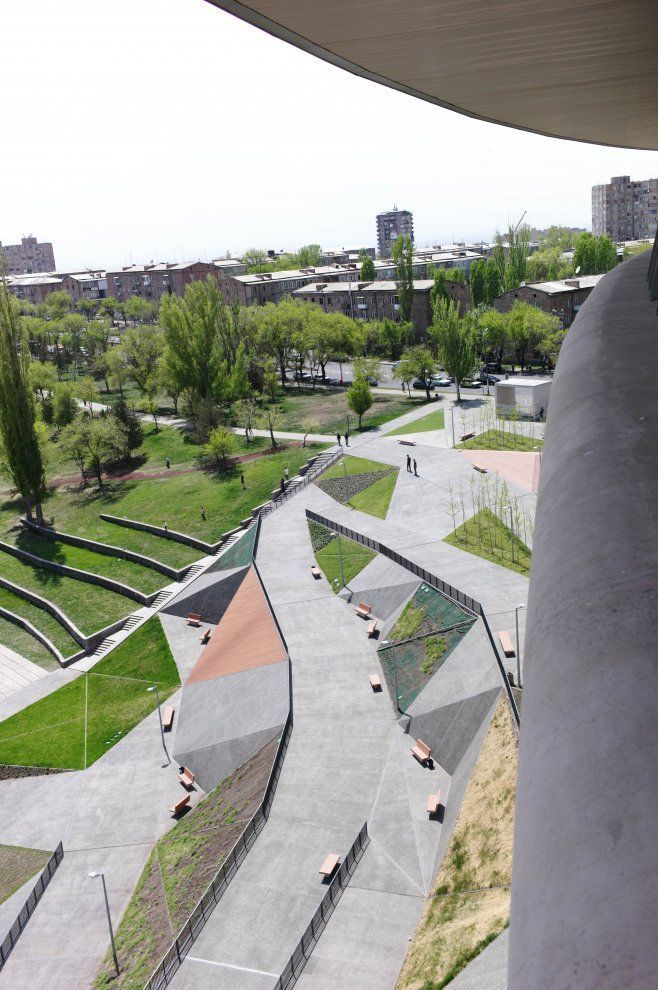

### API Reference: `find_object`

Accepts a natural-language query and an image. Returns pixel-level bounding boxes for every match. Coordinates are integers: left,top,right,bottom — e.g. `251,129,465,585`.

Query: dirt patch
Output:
397,698,518,989
0,764,70,781
317,470,392,504
0,844,52,905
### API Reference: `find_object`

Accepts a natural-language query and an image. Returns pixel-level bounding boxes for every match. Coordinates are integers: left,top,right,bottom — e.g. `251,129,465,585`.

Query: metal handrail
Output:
0,841,64,971
274,822,370,990
259,449,343,517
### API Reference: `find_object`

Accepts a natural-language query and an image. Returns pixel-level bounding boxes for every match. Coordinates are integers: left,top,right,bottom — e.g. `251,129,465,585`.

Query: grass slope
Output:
0,617,179,770
445,508,531,576
0,617,58,669
93,738,278,989
0,585,77,662
458,429,543,452
315,536,376,590
0,844,52,904
262,388,430,435
388,409,446,436
397,699,517,990
321,454,399,519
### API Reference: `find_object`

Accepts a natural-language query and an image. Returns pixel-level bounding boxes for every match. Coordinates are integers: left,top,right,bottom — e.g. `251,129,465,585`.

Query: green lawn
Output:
445,508,532,576
458,429,543,452
0,585,78,662
260,388,430,436
388,408,445,436
315,536,376,590
322,454,394,480
0,844,52,904
321,455,399,519
0,618,179,770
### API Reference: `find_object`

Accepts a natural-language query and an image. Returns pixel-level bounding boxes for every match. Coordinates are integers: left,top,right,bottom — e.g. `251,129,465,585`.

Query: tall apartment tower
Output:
0,235,56,275
376,207,414,258
592,175,658,240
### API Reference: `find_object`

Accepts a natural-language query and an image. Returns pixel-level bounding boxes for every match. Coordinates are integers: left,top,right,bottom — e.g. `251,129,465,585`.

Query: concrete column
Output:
508,253,658,989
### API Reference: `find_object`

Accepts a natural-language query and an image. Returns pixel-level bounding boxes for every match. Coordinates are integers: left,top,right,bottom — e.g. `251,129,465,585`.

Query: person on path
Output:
345,431,349,446
165,456,170,469
413,459,418,477
240,470,246,489
284,466,289,481
163,521,168,533
201,506,206,521
336,433,342,446
280,477,285,494
406,453,412,472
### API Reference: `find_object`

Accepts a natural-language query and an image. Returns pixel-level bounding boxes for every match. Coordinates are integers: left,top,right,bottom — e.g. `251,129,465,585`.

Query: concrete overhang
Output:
204,0,658,150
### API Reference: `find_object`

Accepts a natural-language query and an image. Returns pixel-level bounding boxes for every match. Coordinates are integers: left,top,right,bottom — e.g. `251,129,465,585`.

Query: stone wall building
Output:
292,279,436,336
1,235,56,275
376,207,414,257
493,275,604,327
592,175,658,240
106,261,217,302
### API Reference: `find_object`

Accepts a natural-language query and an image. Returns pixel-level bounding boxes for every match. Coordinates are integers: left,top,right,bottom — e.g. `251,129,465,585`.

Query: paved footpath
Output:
0,646,49,702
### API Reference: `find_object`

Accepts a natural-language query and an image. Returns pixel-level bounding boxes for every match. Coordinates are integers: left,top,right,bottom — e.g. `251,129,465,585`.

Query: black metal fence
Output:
259,450,343,517
0,841,64,972
274,822,370,990
305,509,520,727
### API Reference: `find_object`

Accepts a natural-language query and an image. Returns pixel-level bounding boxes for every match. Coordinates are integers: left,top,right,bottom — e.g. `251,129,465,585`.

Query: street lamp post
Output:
147,685,170,764
515,603,526,687
450,407,456,447
331,531,346,589
89,872,119,976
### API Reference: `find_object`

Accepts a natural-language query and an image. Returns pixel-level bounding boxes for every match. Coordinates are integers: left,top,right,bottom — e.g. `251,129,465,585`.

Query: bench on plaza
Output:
200,628,211,644
187,613,201,626
319,854,340,879
498,630,516,658
179,767,196,789
472,464,488,473
170,794,190,817
411,739,432,766
367,619,378,637
369,674,382,691
460,432,475,442
354,601,372,619
311,565,322,579
398,440,416,446
427,791,442,816
162,706,175,732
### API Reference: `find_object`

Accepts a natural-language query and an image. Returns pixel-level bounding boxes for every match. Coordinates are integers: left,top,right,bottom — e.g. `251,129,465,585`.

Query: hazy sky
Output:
3,0,658,271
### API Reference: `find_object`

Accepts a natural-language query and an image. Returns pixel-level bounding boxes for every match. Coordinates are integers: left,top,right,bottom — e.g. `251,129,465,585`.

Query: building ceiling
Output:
205,0,658,150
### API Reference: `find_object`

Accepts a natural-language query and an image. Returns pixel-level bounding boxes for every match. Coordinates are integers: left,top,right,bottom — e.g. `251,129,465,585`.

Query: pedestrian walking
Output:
284,466,289,481
163,521,168,533
345,431,349,446
165,456,170,469
201,506,206,521
336,433,342,446
240,470,246,489
406,454,412,472
280,477,285,494
413,459,418,477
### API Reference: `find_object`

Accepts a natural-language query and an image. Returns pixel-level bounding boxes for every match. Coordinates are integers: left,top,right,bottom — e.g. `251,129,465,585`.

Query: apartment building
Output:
376,208,414,257
292,279,435,336
224,264,362,307
319,246,376,265
1,235,55,275
493,275,604,327
7,269,108,305
592,175,658,240
106,261,217,302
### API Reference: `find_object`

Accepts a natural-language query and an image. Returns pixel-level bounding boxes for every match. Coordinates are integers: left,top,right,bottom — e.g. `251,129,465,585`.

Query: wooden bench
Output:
369,674,382,691
200,628,211,644
187,613,201,626
472,464,488,473
179,767,196,789
162,706,175,732
319,854,340,879
411,739,432,766
170,794,190,817
354,601,372,619
460,432,475,442
498,630,516,658
311,565,321,579
367,619,377,638
398,440,416,446
427,791,442,816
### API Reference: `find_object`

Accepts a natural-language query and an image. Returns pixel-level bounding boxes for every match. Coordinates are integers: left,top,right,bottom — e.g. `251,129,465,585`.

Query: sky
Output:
3,0,658,272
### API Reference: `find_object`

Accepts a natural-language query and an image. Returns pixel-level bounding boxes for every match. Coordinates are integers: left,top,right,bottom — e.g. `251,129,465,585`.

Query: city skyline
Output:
3,0,658,272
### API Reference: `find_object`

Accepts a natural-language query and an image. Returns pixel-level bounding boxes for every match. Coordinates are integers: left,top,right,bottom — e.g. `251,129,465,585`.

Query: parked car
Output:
463,380,482,389
432,376,454,387
293,371,312,382
412,380,436,391
391,361,401,371
366,376,379,386
478,372,500,385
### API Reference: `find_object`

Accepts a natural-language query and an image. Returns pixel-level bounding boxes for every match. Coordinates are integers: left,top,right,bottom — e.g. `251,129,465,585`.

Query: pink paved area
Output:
458,450,541,493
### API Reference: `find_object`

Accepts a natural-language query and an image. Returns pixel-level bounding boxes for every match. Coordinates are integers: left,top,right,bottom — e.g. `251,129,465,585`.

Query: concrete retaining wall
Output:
21,518,185,582
0,575,86,646
0,606,64,664
100,514,218,554
0,540,155,607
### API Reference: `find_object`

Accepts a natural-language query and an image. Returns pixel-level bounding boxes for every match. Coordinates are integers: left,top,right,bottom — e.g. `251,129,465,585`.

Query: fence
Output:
258,450,343,517
274,822,370,990
0,841,64,972
305,509,520,726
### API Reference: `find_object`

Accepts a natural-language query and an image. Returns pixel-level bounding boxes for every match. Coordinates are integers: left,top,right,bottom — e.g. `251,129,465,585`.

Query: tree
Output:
242,247,271,273
29,359,57,402
375,318,409,360
262,358,279,402
228,342,252,401
76,376,99,417
99,296,120,322
573,232,598,275
595,236,618,273
360,253,375,281
484,259,503,304
296,244,322,267
60,416,128,489
159,276,226,408
234,397,257,442
44,290,72,320
397,346,437,401
258,405,283,448
53,383,78,429
103,346,131,396
469,261,487,308
506,301,562,372
0,283,47,522
124,296,156,324
112,395,143,453
538,225,576,251
506,222,532,289
76,297,98,320
158,349,183,415
428,301,477,402
300,417,320,447
431,268,453,310
347,378,373,428
122,325,163,395
139,396,160,432
257,298,306,387
204,425,236,466
393,234,414,323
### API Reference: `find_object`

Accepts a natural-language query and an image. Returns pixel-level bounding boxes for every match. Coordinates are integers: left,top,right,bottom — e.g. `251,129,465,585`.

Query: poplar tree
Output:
0,278,47,522
393,234,414,323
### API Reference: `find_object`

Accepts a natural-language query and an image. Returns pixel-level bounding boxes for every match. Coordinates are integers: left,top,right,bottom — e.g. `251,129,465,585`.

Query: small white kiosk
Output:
495,377,552,419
